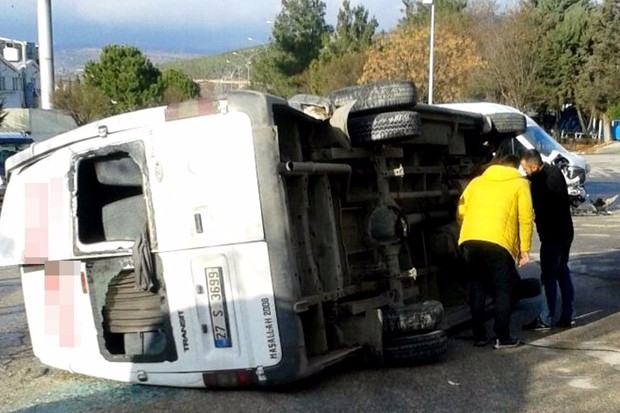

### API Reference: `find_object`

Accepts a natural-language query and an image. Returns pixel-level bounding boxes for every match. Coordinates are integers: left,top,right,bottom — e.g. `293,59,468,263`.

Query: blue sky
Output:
1,0,404,55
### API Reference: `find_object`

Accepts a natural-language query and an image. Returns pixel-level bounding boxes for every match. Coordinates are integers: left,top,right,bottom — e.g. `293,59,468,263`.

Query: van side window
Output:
77,152,146,243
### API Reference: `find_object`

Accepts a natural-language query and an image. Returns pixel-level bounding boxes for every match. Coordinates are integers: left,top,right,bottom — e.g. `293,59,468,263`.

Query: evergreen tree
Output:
534,0,593,111
252,0,331,96
399,0,468,27
83,45,163,114
322,0,378,58
577,0,620,115
161,68,201,104
271,0,332,75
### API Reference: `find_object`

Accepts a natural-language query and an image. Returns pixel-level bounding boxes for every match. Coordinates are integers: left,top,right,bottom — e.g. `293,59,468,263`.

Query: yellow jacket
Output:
457,164,534,260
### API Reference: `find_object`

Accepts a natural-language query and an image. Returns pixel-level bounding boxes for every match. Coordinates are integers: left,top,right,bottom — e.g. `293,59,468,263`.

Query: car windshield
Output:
521,125,567,156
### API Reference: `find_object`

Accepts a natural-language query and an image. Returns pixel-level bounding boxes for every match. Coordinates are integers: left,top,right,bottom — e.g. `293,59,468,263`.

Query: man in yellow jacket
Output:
457,155,534,349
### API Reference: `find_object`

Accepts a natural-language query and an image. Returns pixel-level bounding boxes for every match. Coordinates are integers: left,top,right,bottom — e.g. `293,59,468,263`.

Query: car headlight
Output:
566,166,586,185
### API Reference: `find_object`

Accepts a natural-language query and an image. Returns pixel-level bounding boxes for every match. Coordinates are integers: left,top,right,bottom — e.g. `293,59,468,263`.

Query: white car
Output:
436,102,590,206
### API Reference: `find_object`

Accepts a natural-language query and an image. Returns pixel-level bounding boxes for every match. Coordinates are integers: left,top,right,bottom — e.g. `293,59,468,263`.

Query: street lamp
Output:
422,0,435,105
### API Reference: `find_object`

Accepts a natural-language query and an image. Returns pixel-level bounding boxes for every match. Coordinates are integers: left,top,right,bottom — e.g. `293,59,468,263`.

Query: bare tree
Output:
469,5,545,110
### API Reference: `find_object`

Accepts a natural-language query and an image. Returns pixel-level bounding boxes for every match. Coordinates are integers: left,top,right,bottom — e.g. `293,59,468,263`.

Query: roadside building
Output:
0,37,40,109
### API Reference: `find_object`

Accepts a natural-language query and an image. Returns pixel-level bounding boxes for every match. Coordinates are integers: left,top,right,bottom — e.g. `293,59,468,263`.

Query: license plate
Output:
204,267,232,348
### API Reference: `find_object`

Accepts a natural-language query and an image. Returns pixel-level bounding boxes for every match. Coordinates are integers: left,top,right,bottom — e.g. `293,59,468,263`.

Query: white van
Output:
437,102,590,206
0,84,537,388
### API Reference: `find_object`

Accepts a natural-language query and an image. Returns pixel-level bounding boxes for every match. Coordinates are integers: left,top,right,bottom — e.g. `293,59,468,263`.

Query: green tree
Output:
52,78,111,125
576,0,620,127
399,0,468,27
306,51,367,95
272,0,332,73
161,68,201,104
250,46,300,97
321,0,378,58
305,0,377,95
252,0,331,96
83,45,163,114
534,0,593,112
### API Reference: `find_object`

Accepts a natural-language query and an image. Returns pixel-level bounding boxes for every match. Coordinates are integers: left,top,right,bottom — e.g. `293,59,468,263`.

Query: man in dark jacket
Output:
520,149,575,330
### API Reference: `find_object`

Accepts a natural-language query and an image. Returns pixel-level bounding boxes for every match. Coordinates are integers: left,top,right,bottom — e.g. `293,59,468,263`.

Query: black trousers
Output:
461,240,519,341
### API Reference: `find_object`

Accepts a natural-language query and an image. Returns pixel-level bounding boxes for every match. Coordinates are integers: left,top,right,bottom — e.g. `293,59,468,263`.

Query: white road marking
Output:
578,233,611,237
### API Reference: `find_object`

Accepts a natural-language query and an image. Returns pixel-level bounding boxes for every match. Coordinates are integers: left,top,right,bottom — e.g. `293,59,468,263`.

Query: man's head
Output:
520,149,544,176
497,154,521,169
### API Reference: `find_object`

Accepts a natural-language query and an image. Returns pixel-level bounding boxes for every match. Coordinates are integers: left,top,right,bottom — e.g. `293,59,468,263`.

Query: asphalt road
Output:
1,149,620,413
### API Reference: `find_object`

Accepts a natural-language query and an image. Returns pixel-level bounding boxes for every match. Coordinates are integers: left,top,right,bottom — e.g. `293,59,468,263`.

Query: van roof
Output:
434,102,538,126
435,102,522,115
5,106,167,173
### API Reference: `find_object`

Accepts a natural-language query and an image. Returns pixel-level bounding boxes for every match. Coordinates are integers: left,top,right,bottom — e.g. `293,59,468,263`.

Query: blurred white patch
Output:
568,378,597,389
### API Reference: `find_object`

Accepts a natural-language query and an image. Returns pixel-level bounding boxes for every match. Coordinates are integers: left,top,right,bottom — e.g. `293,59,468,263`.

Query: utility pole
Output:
37,0,55,109
423,0,435,105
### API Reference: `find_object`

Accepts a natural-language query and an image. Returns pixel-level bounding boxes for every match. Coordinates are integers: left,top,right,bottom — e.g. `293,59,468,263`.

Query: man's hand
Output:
518,252,530,267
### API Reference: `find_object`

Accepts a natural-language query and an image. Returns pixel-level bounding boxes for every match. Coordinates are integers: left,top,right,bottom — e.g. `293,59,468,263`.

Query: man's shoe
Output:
556,318,576,328
522,316,551,332
493,337,520,349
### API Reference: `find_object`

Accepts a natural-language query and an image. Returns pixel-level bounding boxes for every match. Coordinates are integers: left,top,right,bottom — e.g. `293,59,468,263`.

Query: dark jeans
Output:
461,240,518,341
540,237,574,323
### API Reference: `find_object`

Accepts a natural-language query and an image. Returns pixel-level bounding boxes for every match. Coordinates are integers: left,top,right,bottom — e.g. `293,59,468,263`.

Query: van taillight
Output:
202,369,253,388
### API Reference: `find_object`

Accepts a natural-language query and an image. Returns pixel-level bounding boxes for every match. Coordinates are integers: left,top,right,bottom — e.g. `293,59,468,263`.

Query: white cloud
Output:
53,0,282,29
1,0,403,52
51,0,400,31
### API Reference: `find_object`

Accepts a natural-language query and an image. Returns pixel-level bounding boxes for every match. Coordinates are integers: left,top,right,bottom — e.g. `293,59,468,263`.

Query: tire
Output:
488,113,526,134
348,111,422,144
383,330,448,366
329,80,417,114
382,300,444,336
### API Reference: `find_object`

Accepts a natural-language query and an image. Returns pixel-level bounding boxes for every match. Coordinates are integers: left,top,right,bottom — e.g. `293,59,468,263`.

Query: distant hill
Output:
159,46,263,81
54,46,260,81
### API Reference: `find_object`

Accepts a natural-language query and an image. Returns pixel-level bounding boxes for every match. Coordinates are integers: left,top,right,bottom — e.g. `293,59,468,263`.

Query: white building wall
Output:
0,56,23,108
0,37,40,109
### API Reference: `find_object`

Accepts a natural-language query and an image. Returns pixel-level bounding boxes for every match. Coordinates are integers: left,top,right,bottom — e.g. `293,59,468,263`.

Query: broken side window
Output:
76,152,146,244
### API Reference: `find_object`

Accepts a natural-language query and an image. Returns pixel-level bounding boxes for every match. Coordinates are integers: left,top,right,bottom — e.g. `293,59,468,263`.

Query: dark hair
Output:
496,154,520,169
520,149,543,166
